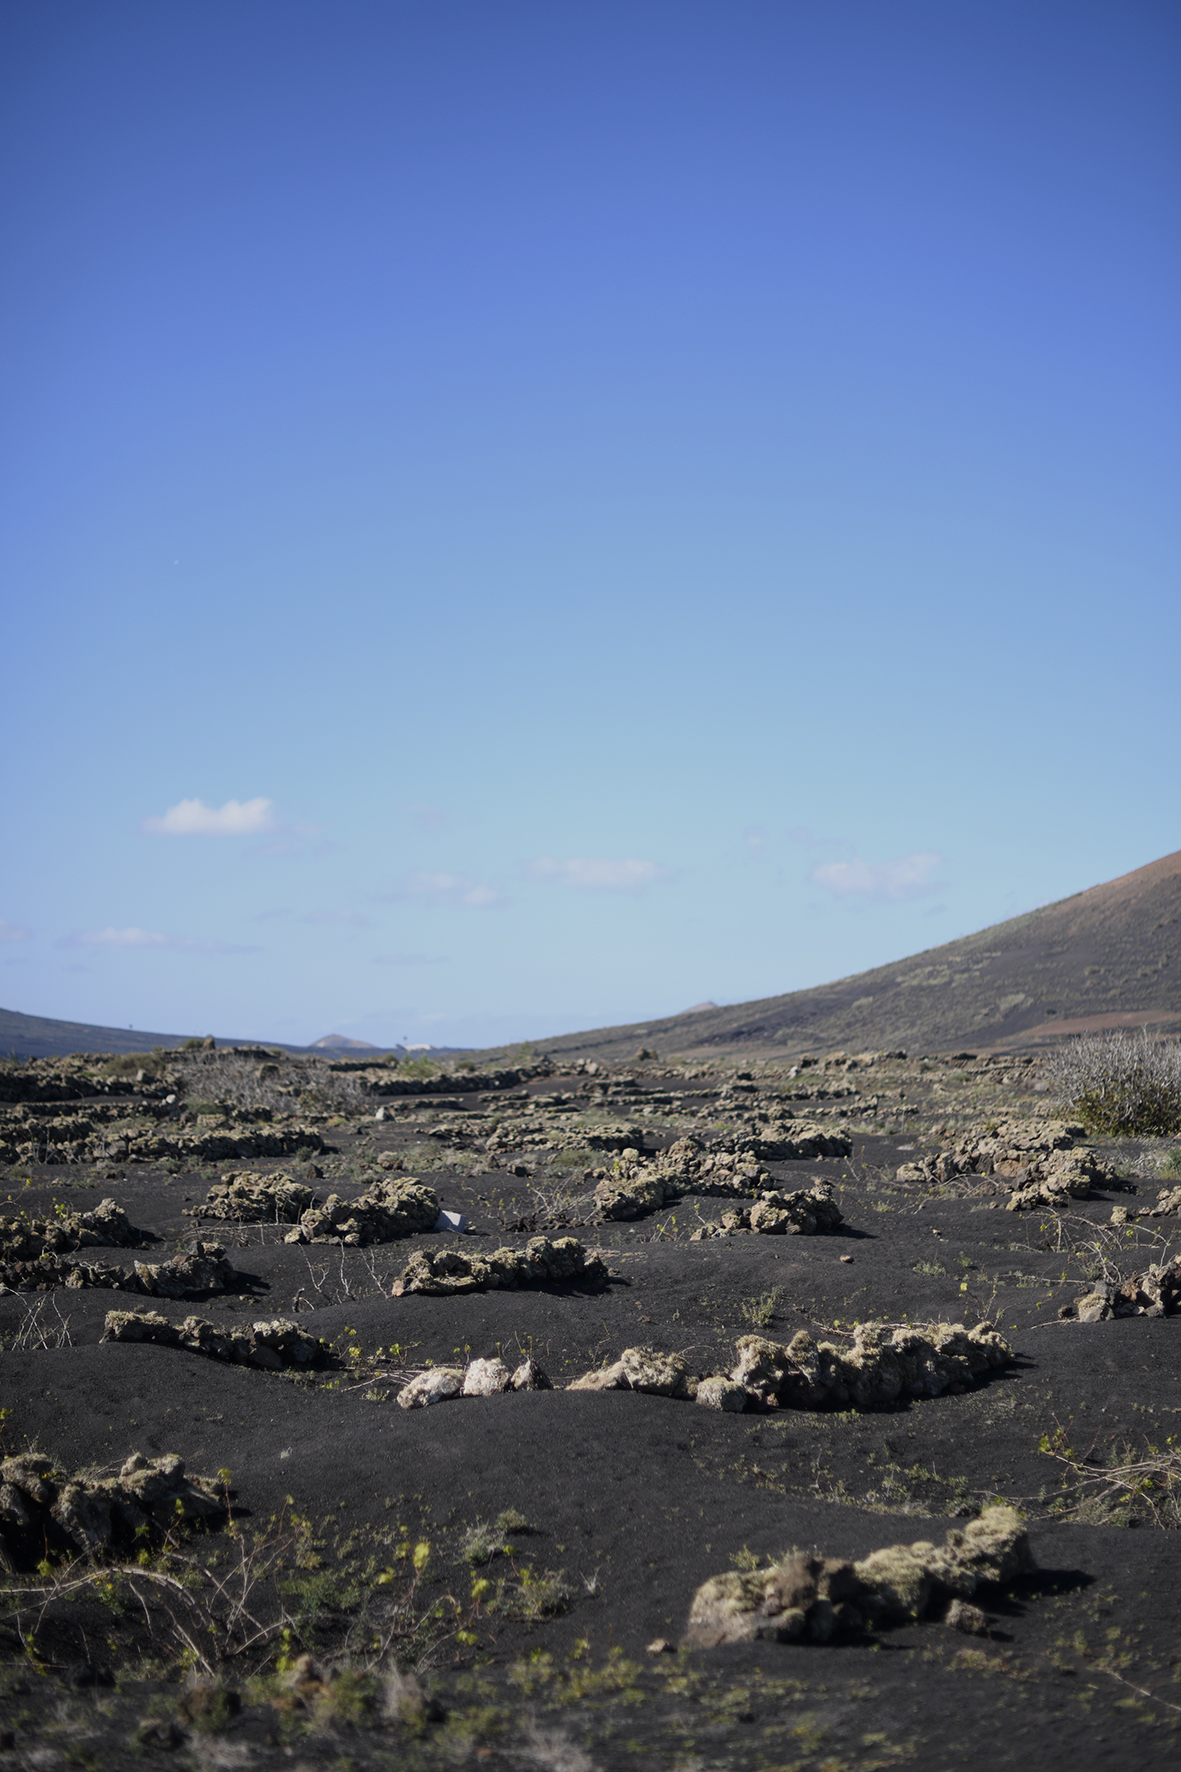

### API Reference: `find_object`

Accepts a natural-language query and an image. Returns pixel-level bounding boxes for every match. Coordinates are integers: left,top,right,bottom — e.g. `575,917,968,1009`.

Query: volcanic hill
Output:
522,848,1181,1064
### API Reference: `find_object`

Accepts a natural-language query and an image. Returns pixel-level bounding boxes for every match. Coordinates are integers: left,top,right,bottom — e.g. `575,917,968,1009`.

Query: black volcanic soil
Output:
3,1060,1181,1770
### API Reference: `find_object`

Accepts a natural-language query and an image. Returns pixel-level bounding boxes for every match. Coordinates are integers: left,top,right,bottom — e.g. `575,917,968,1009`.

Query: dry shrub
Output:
1041,1031,1181,1137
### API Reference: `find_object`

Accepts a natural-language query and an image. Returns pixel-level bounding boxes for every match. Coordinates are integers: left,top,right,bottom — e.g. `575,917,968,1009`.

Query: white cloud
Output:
0,919,32,943
405,872,501,908
143,797,276,836
809,852,943,903
528,857,670,891
63,927,259,954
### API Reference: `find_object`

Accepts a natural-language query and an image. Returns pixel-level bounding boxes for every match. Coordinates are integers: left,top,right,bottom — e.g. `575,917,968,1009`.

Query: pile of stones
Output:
101,1308,329,1368
0,1104,326,1167
0,1197,143,1260
1059,1255,1181,1321
688,1184,843,1238
896,1118,1117,1209
394,1320,1012,1413
188,1170,317,1223
284,1178,441,1246
0,1450,224,1569
392,1235,608,1296
686,1505,1032,1645
593,1134,850,1222
1122,1184,1181,1219
397,1355,553,1408
0,1236,236,1299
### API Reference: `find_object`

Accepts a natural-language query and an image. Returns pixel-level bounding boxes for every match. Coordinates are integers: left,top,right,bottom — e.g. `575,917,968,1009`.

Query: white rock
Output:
396,1368,463,1409
462,1358,512,1396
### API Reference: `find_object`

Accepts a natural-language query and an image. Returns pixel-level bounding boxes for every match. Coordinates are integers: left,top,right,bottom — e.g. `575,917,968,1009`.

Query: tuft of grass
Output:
461,1509,530,1566
740,1287,784,1329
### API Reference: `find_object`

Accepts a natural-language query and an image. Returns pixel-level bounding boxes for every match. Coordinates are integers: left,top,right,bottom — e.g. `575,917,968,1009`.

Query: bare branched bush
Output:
3,1295,73,1350
500,1176,597,1234
1037,1209,1177,1285
1041,1031,1181,1137
1041,1422,1181,1528
174,1051,367,1118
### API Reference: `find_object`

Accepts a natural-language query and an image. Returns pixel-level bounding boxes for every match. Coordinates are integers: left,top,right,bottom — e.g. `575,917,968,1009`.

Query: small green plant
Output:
1159,1146,1181,1180
494,1562,570,1622
740,1287,784,1328
914,1261,947,1277
461,1509,530,1566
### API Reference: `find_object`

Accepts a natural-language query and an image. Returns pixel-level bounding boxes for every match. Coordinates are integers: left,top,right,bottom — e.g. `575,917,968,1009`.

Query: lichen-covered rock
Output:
511,1357,552,1391
727,1123,854,1162
1059,1255,1181,1321
396,1368,463,1409
190,1171,316,1223
392,1236,607,1296
594,1166,670,1220
568,1345,695,1399
284,1178,439,1246
101,1308,328,1368
132,1241,235,1299
463,1358,512,1396
695,1375,748,1412
0,1102,326,1168
692,1184,843,1239
0,1238,239,1299
582,1122,649,1153
1005,1149,1115,1211
0,1198,143,1264
1138,1184,1181,1218
730,1319,1012,1412
0,1449,224,1570
686,1506,1032,1647
896,1119,1116,1209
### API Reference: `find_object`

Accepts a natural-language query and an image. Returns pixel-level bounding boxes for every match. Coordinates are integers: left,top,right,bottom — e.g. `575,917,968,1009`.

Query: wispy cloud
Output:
0,919,32,943
373,952,447,966
528,858,670,891
403,872,501,908
61,927,260,954
407,802,446,832
143,797,276,837
303,910,374,927
809,852,943,903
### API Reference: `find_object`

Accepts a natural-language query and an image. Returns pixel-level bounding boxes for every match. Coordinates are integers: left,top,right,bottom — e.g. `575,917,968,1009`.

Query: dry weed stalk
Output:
1040,1421,1181,1529
5,1294,74,1350
1037,1210,1177,1287
1,1499,463,1679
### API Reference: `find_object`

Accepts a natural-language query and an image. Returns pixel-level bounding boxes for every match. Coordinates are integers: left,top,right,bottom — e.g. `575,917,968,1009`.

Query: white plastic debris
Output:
434,1209,466,1233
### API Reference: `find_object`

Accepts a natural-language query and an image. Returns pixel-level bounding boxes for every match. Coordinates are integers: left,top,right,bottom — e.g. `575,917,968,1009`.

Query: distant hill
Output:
0,1009,468,1062
521,849,1181,1063
0,1009,315,1061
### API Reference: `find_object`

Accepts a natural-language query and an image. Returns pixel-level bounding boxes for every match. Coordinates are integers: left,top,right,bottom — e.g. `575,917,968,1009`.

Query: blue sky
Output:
2,1,1178,1049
